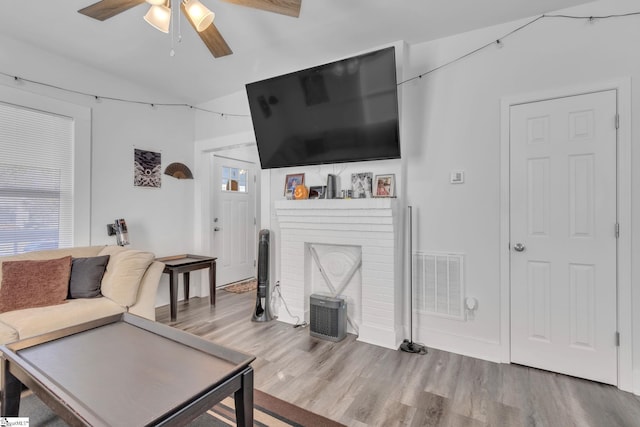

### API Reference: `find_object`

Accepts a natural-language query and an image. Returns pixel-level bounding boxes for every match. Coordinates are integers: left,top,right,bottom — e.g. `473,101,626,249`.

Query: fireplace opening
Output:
305,243,362,335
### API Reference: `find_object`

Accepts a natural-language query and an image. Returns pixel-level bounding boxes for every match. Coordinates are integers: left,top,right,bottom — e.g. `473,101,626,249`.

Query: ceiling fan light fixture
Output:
183,0,214,32
144,4,171,33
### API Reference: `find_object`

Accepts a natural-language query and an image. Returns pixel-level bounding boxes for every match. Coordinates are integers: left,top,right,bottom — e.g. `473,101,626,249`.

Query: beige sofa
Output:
0,245,163,345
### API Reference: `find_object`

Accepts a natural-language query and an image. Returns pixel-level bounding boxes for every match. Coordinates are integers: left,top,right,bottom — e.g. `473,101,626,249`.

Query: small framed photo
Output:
351,172,373,198
309,185,326,199
284,173,305,196
374,174,395,197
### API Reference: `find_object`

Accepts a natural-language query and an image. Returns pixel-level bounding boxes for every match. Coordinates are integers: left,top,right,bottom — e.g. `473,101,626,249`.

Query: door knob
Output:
214,227,221,232
513,243,526,252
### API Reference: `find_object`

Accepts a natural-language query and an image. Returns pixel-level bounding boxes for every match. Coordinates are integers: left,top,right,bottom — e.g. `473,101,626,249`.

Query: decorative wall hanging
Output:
164,162,193,179
134,148,161,188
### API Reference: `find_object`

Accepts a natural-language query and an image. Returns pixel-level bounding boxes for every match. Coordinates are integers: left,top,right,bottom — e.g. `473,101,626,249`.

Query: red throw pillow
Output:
0,256,72,313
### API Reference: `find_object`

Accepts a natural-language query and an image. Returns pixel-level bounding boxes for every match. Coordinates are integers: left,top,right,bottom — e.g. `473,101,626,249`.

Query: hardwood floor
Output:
156,292,640,427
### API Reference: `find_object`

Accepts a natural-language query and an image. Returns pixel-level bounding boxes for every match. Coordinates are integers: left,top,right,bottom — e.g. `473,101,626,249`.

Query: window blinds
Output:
0,102,74,256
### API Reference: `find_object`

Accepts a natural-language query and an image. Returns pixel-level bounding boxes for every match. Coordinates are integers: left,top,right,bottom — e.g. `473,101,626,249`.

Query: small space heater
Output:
309,294,347,342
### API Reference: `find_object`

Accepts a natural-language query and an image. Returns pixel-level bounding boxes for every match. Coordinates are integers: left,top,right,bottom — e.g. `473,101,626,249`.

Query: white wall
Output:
403,0,640,392
194,0,640,394
0,34,196,307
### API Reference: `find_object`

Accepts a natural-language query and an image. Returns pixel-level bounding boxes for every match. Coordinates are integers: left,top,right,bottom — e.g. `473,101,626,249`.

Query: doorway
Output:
211,154,257,286
508,90,618,385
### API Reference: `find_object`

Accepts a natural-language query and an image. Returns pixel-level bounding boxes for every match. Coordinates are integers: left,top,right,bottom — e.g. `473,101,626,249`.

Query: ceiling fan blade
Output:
196,23,233,58
78,0,146,21
181,3,233,58
221,0,301,18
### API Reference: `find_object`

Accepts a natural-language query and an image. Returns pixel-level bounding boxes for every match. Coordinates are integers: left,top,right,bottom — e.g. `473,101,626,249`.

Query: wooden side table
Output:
156,254,217,322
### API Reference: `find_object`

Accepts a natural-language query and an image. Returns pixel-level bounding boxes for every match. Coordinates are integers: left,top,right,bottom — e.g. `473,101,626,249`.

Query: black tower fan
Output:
252,229,274,322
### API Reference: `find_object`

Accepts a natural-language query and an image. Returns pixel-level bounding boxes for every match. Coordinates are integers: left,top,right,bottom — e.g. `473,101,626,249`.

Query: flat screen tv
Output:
246,47,400,169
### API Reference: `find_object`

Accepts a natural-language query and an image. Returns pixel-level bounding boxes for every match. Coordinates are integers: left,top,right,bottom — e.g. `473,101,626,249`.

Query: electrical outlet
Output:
465,297,478,310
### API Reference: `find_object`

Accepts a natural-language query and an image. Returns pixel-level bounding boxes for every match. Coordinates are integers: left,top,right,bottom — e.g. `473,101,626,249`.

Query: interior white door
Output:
509,90,618,385
212,155,256,286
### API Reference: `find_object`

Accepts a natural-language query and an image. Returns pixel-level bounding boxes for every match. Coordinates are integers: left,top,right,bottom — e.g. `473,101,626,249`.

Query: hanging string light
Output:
398,12,639,85
1,11,639,116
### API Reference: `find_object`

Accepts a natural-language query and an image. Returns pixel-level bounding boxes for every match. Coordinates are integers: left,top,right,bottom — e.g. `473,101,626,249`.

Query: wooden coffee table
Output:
1,313,255,426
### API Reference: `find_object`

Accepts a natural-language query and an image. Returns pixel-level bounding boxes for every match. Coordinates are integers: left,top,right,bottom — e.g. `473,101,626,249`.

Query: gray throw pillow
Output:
68,255,110,299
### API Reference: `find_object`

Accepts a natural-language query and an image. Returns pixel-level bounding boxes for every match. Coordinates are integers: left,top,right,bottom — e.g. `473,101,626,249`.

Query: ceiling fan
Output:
78,0,302,58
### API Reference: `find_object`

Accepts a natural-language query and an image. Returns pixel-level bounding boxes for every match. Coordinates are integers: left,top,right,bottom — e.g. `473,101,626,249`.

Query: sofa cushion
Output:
0,298,126,343
0,256,72,314
0,319,18,344
99,247,154,307
69,255,110,299
0,247,104,291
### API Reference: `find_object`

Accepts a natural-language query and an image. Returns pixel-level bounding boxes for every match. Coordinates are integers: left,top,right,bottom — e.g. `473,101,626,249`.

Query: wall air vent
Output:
413,252,465,320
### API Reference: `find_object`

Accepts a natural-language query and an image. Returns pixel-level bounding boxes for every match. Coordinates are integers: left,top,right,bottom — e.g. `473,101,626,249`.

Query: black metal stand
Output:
400,339,427,354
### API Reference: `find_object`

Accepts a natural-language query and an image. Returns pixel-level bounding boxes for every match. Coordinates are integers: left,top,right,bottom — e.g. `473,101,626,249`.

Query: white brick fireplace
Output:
274,199,403,349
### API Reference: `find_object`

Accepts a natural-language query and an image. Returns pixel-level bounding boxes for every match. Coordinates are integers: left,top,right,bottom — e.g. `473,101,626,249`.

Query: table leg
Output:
184,272,190,301
234,367,254,427
169,270,178,322
209,261,216,306
1,360,21,417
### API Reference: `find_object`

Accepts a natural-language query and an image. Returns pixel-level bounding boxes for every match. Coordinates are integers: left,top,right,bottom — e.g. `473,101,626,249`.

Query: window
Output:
0,102,74,256
220,166,248,193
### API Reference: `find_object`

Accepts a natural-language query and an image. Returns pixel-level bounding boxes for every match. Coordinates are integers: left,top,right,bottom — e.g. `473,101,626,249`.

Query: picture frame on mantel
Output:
309,185,326,199
351,172,373,198
284,173,305,197
374,174,395,197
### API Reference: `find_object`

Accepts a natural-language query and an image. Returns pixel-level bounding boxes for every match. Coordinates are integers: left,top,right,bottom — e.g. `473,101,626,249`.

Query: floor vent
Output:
413,252,464,320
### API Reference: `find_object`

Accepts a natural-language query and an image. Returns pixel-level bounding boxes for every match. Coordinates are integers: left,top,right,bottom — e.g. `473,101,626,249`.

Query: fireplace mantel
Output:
275,198,403,349
275,198,397,224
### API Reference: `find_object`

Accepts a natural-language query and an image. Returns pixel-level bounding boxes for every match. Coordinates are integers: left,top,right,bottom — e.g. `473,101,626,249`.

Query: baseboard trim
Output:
358,323,400,350
416,328,503,363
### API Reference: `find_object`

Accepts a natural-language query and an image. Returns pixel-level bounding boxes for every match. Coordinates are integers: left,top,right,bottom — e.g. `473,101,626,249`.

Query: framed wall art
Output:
134,148,161,188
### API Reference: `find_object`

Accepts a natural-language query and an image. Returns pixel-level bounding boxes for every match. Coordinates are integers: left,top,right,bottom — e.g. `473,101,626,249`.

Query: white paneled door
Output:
212,155,256,286
509,90,618,385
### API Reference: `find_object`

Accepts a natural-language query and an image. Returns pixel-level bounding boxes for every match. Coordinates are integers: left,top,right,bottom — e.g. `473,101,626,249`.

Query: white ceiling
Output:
0,0,595,105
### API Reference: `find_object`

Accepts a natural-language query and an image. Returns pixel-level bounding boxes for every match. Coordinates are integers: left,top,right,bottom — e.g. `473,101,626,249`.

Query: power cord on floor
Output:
273,281,308,328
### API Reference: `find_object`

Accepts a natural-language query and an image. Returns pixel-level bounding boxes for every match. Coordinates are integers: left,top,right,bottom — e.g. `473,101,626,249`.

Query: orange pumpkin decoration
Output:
294,184,309,200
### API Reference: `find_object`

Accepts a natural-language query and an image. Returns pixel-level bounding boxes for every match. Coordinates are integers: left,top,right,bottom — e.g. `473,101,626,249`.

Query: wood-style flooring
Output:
156,291,640,427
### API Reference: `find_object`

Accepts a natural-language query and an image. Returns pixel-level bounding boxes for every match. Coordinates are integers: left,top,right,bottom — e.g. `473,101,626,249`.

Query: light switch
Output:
450,170,465,184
